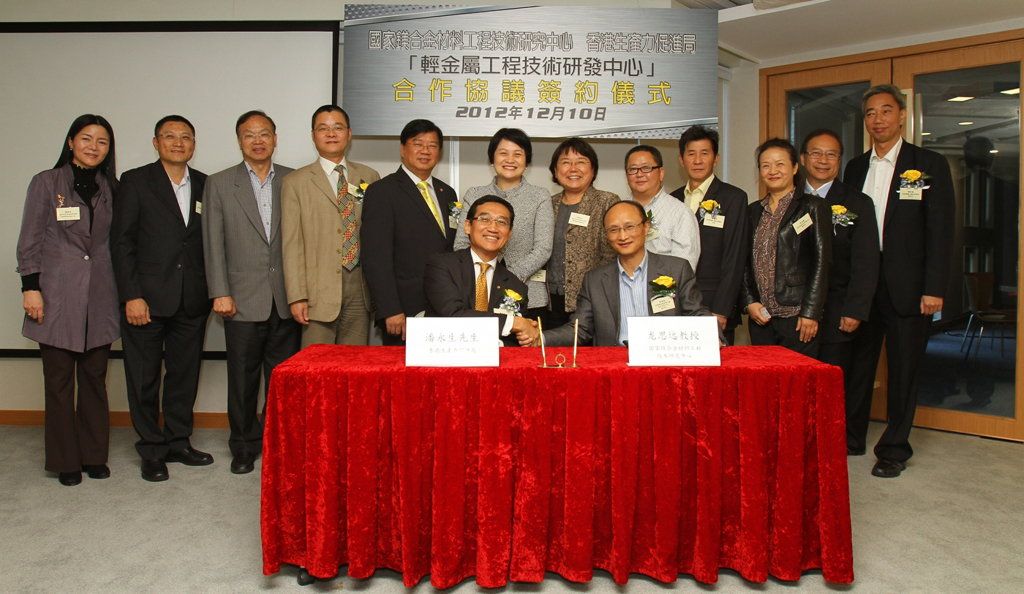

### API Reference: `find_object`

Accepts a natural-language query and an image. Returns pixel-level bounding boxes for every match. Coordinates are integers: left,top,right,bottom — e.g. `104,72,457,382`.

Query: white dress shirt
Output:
862,137,902,249
169,168,192,225
319,155,347,192
402,164,444,217
805,179,834,198
633,188,701,272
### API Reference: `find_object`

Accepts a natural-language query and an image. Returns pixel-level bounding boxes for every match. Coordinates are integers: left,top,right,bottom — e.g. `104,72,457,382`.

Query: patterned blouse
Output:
752,191,800,318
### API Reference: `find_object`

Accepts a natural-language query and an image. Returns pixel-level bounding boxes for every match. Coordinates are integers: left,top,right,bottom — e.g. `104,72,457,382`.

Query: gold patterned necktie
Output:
335,164,359,270
416,180,445,233
474,262,490,312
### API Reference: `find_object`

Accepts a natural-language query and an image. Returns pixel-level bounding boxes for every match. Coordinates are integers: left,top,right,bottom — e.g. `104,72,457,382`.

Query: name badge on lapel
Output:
899,187,923,201
568,212,590,227
449,215,459,229
651,294,675,314
792,213,813,234
703,214,725,228
194,201,203,215
56,207,81,221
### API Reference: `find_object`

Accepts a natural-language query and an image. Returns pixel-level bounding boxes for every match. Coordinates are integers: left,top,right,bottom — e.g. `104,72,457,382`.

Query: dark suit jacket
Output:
546,251,711,347
843,141,955,316
111,160,211,318
742,192,831,320
424,248,530,346
361,167,457,321
670,177,749,325
819,180,880,343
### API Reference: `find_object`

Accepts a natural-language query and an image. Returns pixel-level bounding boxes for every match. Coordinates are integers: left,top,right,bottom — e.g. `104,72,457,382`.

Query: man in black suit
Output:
843,85,955,478
669,126,748,344
361,119,457,345
424,195,538,346
544,201,712,347
111,115,213,482
800,129,880,449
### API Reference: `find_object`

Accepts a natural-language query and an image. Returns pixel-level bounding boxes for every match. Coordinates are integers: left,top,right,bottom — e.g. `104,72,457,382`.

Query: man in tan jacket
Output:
282,105,380,346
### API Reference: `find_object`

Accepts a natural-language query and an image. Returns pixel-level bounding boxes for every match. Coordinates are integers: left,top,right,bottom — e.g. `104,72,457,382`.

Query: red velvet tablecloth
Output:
261,345,853,587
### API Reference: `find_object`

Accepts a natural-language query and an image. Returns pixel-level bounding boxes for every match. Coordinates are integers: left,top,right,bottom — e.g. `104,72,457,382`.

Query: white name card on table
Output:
405,317,500,367
627,316,721,367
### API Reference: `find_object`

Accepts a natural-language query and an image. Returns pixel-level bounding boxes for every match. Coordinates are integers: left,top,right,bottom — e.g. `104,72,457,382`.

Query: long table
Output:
261,345,853,587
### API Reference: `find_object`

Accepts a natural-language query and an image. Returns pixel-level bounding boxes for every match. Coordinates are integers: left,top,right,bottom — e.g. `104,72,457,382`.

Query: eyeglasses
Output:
472,215,511,229
314,124,348,134
411,141,440,151
626,165,662,176
806,150,840,161
605,222,645,236
241,131,274,142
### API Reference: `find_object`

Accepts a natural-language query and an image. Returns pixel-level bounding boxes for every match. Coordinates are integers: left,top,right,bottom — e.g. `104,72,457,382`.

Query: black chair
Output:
961,272,1016,359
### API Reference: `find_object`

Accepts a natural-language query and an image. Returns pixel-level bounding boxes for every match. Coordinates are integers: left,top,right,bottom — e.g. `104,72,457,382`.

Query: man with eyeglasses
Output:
111,115,211,481
281,104,380,347
843,84,955,478
424,195,537,346
800,129,879,455
202,110,300,474
623,146,700,274
362,119,458,345
543,201,710,347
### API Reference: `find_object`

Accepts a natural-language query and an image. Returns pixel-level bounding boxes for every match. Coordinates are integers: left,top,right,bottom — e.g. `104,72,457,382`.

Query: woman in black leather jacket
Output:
742,138,831,356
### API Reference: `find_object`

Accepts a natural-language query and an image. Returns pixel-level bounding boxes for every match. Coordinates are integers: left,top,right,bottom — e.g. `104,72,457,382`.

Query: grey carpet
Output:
0,423,1021,593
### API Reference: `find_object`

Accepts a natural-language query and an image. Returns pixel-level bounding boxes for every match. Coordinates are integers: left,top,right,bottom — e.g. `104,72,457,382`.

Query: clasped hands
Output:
511,316,540,346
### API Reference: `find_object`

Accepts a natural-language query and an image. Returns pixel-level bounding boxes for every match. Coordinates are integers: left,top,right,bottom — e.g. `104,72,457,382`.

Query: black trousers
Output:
39,344,111,473
747,315,821,358
224,306,300,457
845,278,931,462
121,306,208,460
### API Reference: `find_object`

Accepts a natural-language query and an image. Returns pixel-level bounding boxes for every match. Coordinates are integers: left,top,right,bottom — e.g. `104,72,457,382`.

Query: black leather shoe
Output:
230,454,255,475
58,471,82,486
847,446,866,456
166,447,214,466
141,459,169,482
83,464,110,479
871,458,906,478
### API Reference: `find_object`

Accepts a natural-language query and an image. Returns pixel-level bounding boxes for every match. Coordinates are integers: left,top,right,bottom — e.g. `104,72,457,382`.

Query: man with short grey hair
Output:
843,84,954,478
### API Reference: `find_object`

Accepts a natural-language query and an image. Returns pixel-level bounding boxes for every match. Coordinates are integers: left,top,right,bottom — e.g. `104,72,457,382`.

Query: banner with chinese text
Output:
342,5,718,138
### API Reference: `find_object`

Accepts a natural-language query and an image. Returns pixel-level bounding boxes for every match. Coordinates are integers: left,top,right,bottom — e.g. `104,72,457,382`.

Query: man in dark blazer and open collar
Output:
544,201,713,347
424,195,538,347
202,110,299,475
361,119,457,345
111,115,212,482
800,128,880,445
843,85,955,478
669,125,749,345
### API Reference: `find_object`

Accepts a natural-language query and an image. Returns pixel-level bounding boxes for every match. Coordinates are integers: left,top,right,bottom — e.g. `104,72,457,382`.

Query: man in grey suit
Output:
544,201,713,347
203,110,300,474
282,105,381,346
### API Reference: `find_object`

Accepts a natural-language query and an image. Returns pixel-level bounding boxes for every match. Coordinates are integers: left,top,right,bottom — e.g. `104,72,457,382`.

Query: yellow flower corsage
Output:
900,169,922,183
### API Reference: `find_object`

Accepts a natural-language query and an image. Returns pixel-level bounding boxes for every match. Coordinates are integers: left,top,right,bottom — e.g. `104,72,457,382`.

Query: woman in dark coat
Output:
742,138,831,356
16,114,121,486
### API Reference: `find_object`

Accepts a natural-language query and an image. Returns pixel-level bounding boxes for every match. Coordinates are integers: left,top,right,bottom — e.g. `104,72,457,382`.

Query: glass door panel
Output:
895,41,1023,440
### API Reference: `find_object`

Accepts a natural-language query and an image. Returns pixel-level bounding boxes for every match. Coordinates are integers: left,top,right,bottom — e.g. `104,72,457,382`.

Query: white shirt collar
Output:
806,179,834,197
402,164,433,188
872,136,903,164
319,155,347,177
685,174,715,197
469,247,498,269
168,167,190,189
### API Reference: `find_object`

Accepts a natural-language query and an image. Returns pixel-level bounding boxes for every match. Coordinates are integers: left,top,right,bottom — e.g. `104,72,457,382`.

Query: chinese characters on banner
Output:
342,6,718,137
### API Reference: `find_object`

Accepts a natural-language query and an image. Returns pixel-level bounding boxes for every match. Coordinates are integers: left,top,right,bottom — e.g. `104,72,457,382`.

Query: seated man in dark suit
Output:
544,201,713,347
424,195,538,346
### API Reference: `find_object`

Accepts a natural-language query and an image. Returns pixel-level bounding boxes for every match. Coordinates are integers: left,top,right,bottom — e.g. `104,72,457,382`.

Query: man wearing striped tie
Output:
281,105,381,347
362,119,459,345
423,195,537,347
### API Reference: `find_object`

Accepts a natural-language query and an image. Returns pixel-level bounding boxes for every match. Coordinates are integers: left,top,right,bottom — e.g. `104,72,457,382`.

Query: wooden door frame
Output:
759,29,1024,442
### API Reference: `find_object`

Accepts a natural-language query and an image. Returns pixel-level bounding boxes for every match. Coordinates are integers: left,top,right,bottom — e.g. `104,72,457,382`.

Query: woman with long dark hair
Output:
16,114,121,486
742,138,831,356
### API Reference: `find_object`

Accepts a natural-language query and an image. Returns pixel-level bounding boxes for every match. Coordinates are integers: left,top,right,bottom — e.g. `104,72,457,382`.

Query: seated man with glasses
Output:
543,201,712,347
623,145,700,272
424,195,538,346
